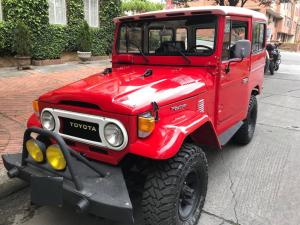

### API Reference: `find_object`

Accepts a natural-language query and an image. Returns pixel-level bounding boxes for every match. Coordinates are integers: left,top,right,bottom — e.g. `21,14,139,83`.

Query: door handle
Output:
242,77,249,84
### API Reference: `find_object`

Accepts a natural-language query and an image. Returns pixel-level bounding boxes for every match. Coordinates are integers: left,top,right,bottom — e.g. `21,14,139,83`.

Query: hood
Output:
39,65,208,115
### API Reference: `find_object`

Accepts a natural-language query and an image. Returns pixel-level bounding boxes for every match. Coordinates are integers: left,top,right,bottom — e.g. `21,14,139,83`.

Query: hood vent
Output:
59,101,100,110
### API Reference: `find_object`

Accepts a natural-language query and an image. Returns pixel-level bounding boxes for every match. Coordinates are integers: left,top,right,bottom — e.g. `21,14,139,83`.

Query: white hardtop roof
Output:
114,6,267,23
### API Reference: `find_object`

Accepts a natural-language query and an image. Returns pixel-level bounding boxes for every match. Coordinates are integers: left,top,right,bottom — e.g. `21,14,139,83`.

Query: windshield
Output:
117,15,217,57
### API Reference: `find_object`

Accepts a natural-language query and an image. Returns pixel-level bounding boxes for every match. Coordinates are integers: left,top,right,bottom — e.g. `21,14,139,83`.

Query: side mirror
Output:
234,40,251,59
225,40,251,74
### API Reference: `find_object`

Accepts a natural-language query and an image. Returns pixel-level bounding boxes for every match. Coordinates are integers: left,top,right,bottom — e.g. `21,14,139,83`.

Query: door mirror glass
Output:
234,40,251,59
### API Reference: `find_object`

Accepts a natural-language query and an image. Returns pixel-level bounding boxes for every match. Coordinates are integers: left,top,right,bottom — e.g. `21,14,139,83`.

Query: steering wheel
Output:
191,45,213,51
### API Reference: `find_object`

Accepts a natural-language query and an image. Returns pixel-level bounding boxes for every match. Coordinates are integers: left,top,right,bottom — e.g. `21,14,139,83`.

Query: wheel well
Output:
188,122,220,150
251,86,260,96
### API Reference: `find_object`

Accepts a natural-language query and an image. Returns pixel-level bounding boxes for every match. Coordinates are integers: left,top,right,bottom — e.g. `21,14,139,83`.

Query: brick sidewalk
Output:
0,61,108,163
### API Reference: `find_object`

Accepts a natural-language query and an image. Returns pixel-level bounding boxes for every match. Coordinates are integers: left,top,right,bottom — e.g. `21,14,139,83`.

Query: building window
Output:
48,0,67,25
0,0,3,21
84,0,99,27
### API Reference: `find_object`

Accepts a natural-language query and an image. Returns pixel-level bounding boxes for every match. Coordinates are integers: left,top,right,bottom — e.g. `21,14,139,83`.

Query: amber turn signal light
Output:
32,100,39,116
138,113,155,138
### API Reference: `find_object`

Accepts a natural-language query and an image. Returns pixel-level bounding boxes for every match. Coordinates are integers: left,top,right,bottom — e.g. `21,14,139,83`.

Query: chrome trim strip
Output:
41,108,128,151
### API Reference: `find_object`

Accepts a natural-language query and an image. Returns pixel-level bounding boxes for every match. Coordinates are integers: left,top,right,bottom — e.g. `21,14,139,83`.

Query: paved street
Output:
0,52,300,225
0,61,110,159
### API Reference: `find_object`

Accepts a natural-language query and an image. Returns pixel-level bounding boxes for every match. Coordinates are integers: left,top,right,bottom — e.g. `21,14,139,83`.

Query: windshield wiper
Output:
164,42,191,65
127,40,149,64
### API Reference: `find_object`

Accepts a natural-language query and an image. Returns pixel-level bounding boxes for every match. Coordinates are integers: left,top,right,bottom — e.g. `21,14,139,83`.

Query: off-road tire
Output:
142,143,208,225
269,61,275,75
233,95,257,145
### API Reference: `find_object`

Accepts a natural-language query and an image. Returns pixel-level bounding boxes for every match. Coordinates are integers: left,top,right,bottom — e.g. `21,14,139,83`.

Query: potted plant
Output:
77,21,92,63
13,22,31,70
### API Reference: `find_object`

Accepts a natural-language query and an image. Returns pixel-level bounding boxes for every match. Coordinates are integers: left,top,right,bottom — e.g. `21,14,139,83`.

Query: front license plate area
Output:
31,176,63,206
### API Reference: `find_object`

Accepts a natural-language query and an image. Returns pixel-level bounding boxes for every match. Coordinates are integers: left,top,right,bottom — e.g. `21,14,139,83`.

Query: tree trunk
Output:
228,0,239,6
241,0,248,7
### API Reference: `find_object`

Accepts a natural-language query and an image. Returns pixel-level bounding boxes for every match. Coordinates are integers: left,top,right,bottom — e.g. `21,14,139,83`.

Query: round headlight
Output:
46,144,66,170
41,111,55,131
104,123,124,147
26,139,45,162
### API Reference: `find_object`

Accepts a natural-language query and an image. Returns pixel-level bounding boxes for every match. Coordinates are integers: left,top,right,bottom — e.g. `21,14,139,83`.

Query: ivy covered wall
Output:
0,0,121,59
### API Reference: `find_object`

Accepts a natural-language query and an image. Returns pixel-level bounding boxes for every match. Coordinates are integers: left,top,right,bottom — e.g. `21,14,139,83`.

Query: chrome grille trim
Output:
41,108,128,151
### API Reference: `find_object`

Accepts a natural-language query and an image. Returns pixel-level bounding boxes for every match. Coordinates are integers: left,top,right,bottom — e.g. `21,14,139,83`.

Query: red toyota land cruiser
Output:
2,6,267,225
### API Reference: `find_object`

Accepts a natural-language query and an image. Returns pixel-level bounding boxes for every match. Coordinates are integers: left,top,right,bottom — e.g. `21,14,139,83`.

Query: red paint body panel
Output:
26,8,267,165
39,66,210,115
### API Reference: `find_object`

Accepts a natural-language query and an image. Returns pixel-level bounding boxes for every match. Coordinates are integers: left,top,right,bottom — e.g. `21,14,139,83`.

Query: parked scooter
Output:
266,43,281,75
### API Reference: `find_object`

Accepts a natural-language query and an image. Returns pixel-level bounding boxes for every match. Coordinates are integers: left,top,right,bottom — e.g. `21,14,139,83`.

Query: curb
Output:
0,165,28,200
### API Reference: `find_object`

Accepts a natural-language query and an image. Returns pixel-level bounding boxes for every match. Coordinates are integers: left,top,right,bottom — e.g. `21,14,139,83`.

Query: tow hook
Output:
75,198,90,214
7,167,19,178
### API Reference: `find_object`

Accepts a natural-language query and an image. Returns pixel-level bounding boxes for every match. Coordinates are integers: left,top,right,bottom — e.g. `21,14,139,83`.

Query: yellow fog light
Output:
26,139,45,163
138,112,155,138
46,145,66,170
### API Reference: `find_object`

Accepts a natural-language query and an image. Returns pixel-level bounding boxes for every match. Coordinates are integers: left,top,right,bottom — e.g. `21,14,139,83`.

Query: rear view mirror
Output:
234,40,251,59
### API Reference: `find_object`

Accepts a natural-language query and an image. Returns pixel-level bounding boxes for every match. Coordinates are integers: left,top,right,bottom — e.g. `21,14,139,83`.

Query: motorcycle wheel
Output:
275,63,279,71
269,61,275,75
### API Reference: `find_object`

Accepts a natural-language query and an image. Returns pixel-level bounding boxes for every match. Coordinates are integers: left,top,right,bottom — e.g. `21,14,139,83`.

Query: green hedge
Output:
0,0,121,59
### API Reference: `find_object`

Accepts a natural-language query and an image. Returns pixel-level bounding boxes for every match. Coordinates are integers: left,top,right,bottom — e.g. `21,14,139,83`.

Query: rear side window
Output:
252,23,265,53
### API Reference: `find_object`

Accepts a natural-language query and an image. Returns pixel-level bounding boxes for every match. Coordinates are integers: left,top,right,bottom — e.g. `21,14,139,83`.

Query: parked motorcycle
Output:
266,43,281,75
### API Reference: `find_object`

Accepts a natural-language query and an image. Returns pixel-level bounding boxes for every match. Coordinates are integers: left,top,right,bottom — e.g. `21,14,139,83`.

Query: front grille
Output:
59,117,101,143
42,108,128,151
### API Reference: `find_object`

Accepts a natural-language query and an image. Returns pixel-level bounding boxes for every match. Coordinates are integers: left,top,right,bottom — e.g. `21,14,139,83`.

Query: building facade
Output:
0,0,120,60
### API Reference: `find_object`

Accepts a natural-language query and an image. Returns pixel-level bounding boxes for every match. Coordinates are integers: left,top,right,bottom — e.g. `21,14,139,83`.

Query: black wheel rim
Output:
178,170,201,220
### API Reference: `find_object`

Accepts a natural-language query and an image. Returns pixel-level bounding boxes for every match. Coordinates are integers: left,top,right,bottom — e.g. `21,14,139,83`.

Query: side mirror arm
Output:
225,57,244,74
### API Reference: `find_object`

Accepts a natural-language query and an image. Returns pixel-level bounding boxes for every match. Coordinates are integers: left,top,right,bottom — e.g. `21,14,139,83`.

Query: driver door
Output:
217,17,251,131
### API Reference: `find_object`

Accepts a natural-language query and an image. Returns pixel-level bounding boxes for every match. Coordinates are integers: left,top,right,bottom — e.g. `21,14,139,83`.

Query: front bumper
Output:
1,127,133,224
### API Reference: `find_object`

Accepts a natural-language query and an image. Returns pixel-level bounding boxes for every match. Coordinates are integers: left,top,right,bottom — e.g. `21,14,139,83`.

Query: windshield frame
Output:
116,15,218,57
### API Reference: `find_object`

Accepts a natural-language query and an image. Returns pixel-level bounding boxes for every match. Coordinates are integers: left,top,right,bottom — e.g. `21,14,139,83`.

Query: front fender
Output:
27,113,41,128
128,110,219,160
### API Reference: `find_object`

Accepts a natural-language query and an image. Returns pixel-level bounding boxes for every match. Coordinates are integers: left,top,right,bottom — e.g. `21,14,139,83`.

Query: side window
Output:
252,22,266,53
84,0,99,28
231,21,247,45
222,19,231,61
222,19,248,61
48,0,67,25
176,28,187,50
118,25,142,54
0,0,2,21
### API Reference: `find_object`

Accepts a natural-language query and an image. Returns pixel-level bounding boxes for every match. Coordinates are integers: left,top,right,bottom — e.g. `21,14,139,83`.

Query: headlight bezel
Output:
41,110,56,131
103,122,124,147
